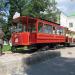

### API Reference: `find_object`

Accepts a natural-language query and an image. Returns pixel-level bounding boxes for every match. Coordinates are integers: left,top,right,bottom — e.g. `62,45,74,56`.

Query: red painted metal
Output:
36,33,66,43
12,32,66,46
12,32,30,46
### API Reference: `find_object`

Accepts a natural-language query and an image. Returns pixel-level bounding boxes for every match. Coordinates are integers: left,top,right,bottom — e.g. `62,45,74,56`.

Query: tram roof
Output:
12,16,64,28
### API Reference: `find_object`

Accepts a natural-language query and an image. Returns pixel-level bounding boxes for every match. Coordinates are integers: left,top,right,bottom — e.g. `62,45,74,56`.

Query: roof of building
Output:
68,12,75,17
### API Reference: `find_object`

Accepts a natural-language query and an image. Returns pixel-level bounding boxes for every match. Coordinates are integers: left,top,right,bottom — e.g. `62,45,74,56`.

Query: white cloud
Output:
56,0,75,15
56,0,66,3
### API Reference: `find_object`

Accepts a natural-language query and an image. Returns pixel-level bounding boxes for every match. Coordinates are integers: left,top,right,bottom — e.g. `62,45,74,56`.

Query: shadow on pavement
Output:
12,49,38,54
23,50,60,65
23,57,75,75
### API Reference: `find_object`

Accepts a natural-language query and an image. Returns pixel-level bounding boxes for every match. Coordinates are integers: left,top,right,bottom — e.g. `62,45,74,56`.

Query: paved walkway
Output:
0,46,75,75
24,47,75,75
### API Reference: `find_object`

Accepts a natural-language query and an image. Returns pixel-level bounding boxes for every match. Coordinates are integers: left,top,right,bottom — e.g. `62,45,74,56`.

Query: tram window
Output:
57,30,59,35
17,23,23,32
31,24,36,32
59,29,64,35
53,27,57,34
43,25,48,33
28,23,36,32
38,22,43,33
28,24,32,32
47,25,52,34
43,24,52,34
12,22,23,32
23,24,26,31
56,27,64,35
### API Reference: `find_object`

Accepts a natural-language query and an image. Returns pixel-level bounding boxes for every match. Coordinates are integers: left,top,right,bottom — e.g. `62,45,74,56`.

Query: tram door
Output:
27,19,37,44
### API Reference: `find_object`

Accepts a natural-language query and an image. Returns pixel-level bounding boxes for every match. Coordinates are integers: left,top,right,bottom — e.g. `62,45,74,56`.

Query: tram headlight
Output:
15,38,18,43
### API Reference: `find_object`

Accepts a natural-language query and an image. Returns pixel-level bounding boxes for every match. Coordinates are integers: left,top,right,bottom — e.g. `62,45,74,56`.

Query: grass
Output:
2,45,11,52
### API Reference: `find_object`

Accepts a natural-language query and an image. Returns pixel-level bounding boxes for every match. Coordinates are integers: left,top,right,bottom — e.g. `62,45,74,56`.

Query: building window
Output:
69,23,73,27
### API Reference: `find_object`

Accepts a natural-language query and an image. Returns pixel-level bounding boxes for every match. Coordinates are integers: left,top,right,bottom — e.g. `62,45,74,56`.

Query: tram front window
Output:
12,22,36,32
12,18,36,33
28,23,36,32
12,22,23,32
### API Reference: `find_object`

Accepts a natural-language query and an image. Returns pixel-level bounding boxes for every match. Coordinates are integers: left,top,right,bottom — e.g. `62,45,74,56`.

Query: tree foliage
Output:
8,0,57,20
0,0,8,31
25,0,49,17
0,0,10,40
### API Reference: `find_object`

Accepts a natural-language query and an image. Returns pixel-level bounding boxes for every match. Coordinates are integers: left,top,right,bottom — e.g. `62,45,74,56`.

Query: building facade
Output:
60,13,75,32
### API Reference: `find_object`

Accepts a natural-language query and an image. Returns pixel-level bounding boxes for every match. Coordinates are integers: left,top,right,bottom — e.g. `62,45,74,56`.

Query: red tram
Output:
11,16,75,51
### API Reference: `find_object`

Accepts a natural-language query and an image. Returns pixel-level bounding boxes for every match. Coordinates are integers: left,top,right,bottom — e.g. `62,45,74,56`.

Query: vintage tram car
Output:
11,16,75,51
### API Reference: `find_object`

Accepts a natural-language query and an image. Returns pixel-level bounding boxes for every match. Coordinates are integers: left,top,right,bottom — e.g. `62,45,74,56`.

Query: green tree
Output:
0,0,6,27
24,0,49,18
8,0,58,29
43,0,58,22
8,0,49,27
8,0,29,29
7,0,29,40
0,0,8,41
9,0,54,19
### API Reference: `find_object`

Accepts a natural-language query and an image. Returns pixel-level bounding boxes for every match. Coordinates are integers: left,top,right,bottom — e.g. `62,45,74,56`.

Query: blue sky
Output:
56,0,75,15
